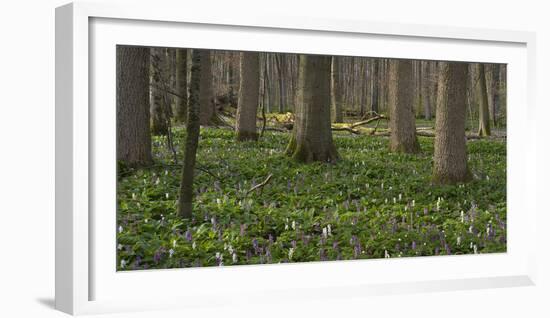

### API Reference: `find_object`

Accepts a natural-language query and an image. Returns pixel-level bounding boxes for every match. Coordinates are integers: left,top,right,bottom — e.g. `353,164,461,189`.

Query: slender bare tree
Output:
235,51,260,141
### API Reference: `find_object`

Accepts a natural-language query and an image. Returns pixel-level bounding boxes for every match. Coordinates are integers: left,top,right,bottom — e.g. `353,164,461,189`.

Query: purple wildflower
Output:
185,229,193,242
412,241,417,250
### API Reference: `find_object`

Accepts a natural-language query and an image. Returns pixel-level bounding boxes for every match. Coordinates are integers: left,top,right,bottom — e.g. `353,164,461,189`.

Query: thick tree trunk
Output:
235,51,260,141
432,62,472,184
151,48,170,136
331,56,344,123
388,60,420,153
116,46,152,167
178,50,202,219
421,61,432,120
477,64,491,136
286,55,339,163
175,48,188,124
199,50,216,126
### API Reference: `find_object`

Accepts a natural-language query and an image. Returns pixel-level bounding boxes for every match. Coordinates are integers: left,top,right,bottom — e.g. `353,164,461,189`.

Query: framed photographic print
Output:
55,1,537,315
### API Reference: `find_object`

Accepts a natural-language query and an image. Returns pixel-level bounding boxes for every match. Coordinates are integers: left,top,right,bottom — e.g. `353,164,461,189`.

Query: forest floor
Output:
117,120,506,270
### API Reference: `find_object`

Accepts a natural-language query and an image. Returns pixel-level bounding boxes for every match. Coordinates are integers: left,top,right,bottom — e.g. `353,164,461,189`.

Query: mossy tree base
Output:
286,135,339,163
236,131,259,142
432,169,473,185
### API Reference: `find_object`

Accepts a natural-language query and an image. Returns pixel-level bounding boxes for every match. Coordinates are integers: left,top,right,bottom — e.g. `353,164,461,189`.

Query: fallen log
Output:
331,126,360,135
350,115,388,129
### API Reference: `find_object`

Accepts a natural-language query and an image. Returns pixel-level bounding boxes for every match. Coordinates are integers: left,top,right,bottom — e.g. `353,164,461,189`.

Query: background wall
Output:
0,0,547,317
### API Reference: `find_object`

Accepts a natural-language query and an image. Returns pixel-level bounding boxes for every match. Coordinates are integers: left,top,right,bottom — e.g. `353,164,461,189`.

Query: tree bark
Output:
477,64,491,136
151,48,170,136
199,50,216,125
421,61,432,120
235,51,260,141
371,59,379,114
286,55,339,163
175,48,188,124
388,60,420,153
116,46,152,167
331,56,344,123
432,62,472,184
178,50,202,219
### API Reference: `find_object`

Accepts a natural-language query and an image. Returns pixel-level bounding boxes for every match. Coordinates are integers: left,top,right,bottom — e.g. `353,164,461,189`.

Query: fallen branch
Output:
331,126,360,135
350,115,388,129
246,174,273,195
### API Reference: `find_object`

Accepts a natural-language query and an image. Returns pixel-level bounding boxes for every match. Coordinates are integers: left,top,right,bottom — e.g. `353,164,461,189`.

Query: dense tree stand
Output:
388,60,420,153
116,46,152,167
286,55,339,163
235,51,260,141
178,50,202,219
432,62,472,184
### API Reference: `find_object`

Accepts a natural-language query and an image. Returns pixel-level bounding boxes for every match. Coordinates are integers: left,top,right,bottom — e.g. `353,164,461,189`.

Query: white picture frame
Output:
55,1,537,315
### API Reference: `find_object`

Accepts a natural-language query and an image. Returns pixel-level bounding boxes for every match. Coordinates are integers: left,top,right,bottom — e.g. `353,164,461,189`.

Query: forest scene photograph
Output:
116,45,507,271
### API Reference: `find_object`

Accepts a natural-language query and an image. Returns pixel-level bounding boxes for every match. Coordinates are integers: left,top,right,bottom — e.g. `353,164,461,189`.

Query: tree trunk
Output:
151,48,169,136
432,62,472,184
491,64,500,127
421,61,432,120
175,48,188,124
286,55,339,163
331,56,344,123
477,64,491,136
275,54,286,113
235,51,260,141
199,50,216,125
371,59,379,113
178,50,202,219
388,60,420,153
116,46,152,167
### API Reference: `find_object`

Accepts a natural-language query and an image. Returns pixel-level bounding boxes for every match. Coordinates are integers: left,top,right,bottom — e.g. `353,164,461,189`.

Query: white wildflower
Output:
398,194,402,201
393,197,396,204
469,225,473,233
144,218,148,223
322,227,328,238
169,248,175,258
288,248,295,260
232,252,238,263
412,200,415,207
460,210,464,223
473,244,478,254
291,220,296,230
327,224,332,236
172,240,177,248
192,241,196,249
118,225,123,233
120,259,127,269
117,243,123,250
165,193,169,199
155,178,160,185
457,236,461,246
216,198,221,205
384,250,390,258
132,193,136,200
